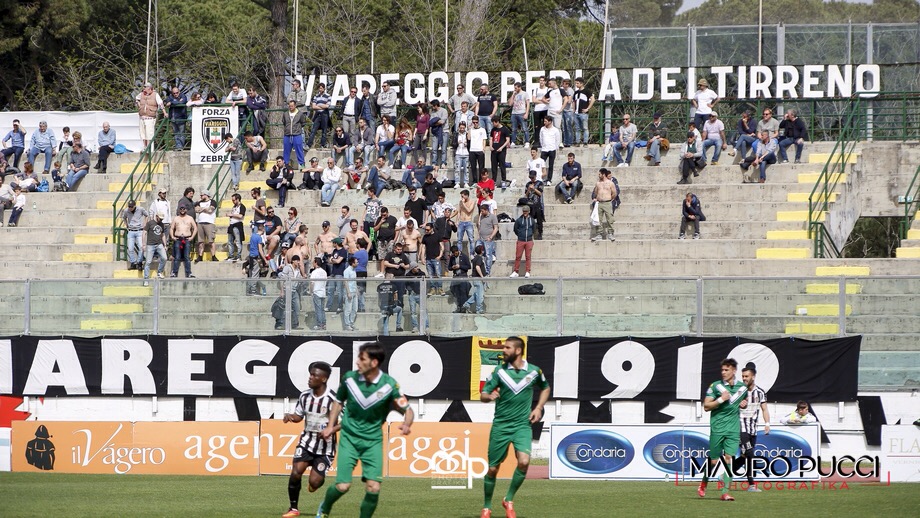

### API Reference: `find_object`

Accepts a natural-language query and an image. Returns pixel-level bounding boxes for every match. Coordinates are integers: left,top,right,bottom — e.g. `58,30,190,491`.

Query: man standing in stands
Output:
539,116,561,185
469,117,488,185
165,86,188,151
282,100,308,170
591,168,618,242
122,199,148,270
489,118,511,188
307,83,332,150
142,212,169,286
692,78,719,130
135,82,166,151
572,77,595,147
195,190,218,262
170,205,197,278
474,84,498,135
377,81,398,122
509,205,535,279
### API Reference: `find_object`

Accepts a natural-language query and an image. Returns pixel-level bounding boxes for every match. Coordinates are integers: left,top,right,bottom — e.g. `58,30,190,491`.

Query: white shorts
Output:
139,118,156,141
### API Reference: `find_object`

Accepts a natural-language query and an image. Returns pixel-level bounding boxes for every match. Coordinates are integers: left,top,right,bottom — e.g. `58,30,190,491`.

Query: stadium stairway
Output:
895,209,920,258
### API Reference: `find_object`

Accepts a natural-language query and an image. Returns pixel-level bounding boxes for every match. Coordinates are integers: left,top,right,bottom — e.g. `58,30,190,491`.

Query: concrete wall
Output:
859,141,920,217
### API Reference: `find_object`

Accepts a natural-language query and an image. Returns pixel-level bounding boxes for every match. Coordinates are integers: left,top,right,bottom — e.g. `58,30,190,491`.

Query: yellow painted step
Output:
220,198,269,209
785,323,839,335
113,270,143,279
95,200,115,209
102,286,152,297
805,283,862,295
755,248,810,259
214,234,228,244
908,229,920,240
91,303,145,314
120,162,167,174
81,319,133,331
214,217,230,226
798,172,847,184
777,211,824,222
895,247,920,258
87,218,112,227
766,230,809,240
193,251,229,261
74,234,109,244
109,183,153,193
787,192,838,203
794,304,852,316
815,266,871,276
238,181,267,191
63,252,112,262
808,153,858,164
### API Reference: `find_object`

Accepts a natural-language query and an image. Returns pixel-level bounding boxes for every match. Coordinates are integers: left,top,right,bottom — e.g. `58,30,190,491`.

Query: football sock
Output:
288,477,302,509
483,474,496,509
721,470,732,494
505,468,527,502
359,492,379,518
321,485,346,513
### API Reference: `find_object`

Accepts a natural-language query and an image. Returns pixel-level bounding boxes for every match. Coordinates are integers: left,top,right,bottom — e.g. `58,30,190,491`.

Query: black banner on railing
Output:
0,335,860,402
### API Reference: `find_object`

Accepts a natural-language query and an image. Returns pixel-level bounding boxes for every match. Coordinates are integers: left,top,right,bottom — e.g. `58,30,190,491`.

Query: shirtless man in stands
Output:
314,220,336,259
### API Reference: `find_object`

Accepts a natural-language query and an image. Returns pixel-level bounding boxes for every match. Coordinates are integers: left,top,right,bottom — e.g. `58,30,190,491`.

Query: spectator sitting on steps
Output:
679,192,705,240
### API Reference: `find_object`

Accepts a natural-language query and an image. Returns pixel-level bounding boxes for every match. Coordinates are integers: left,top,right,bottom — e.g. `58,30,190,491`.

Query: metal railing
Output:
899,164,920,240
112,118,172,261
206,112,254,209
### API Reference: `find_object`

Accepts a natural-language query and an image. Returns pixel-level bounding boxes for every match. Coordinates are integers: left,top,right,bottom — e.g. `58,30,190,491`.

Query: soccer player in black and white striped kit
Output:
739,362,771,492
282,362,340,518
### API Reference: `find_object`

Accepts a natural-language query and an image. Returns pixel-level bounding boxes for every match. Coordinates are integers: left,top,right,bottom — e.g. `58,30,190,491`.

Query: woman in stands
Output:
375,115,395,162
411,103,430,165
389,117,413,168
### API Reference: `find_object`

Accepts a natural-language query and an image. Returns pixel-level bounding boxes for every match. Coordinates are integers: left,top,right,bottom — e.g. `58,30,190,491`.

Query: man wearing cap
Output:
373,207,398,277
149,188,171,227
591,169,618,242
314,220,336,259
170,204,198,278
299,157,323,190
1,119,27,168
121,199,149,270
26,121,57,173
510,205,535,278
135,82,166,151
692,78,719,132
643,113,668,166
195,190,218,262
524,170,545,240
325,237,348,314
142,211,169,285
701,112,727,165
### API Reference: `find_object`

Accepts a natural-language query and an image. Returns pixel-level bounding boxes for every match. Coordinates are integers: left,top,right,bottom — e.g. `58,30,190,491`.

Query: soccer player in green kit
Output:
699,358,748,501
479,336,551,518
316,342,414,518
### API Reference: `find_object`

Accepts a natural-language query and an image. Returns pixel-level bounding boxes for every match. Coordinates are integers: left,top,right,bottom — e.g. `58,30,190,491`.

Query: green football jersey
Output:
705,379,748,436
335,370,409,441
482,361,549,429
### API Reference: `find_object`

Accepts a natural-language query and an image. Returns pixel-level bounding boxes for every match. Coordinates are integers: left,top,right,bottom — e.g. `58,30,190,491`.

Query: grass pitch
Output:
0,473,916,517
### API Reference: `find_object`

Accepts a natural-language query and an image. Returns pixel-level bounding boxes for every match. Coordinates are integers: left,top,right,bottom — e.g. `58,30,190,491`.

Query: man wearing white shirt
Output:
692,78,719,131
531,76,549,137
320,157,342,207
544,78,566,132
468,116,488,186
526,147,546,182
339,87,360,135
539,116,561,184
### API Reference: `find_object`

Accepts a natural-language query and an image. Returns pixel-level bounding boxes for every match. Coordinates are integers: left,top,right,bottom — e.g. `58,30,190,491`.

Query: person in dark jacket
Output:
447,245,471,312
731,111,758,159
778,110,808,163
510,204,535,278
679,192,706,239
282,100,309,168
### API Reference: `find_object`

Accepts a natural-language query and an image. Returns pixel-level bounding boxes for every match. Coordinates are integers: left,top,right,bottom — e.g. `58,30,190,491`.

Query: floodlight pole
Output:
758,0,763,66
444,0,449,70
602,0,610,68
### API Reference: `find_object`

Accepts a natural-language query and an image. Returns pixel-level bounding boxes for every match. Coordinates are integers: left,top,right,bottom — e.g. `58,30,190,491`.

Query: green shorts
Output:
709,432,739,459
487,425,532,467
335,434,383,484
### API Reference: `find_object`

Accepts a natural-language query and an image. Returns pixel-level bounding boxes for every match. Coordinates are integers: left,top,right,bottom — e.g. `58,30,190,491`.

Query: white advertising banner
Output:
0,427,10,472
881,425,920,482
190,106,237,165
550,423,821,481
0,112,143,155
